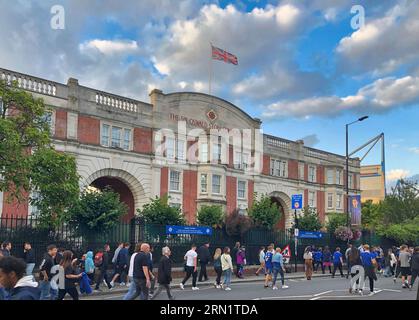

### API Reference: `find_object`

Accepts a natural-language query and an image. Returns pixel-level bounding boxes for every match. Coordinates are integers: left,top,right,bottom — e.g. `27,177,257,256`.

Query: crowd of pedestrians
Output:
0,239,418,300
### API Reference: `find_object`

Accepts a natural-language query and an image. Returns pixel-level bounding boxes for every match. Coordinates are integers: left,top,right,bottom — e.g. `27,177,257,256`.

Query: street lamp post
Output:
346,116,369,231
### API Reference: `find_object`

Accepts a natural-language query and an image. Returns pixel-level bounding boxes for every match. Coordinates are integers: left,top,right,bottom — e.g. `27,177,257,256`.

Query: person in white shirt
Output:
221,247,234,291
122,243,141,300
180,244,199,290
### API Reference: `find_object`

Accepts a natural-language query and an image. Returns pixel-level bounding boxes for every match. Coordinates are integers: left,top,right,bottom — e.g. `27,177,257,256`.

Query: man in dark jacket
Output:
0,256,40,300
94,244,112,291
151,246,174,300
1,241,12,257
111,242,130,286
198,242,211,282
23,242,35,277
410,246,419,290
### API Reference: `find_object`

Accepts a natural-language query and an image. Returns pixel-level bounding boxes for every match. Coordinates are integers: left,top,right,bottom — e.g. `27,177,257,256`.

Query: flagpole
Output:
209,42,213,95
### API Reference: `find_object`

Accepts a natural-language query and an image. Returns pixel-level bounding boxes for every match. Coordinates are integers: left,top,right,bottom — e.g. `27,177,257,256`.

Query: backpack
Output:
94,252,104,267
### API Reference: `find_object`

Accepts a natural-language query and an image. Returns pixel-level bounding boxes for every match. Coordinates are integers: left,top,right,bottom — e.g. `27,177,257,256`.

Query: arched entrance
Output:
90,177,135,223
269,192,292,231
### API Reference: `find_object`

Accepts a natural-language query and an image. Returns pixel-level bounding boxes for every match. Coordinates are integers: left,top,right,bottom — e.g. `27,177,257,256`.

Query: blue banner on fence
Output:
166,225,213,235
291,194,303,210
297,231,324,239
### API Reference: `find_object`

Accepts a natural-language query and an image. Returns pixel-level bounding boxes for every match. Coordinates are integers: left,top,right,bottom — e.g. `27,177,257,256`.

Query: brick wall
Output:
288,160,298,180
262,155,270,175
78,115,100,145
54,109,67,139
304,189,308,207
226,176,237,215
317,191,325,222
304,164,308,181
248,180,254,209
182,170,198,224
317,165,324,184
2,191,29,218
133,127,153,154
160,167,168,197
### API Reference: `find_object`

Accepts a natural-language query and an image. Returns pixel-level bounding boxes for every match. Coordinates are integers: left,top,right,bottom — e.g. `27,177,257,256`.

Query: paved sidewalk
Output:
89,271,332,297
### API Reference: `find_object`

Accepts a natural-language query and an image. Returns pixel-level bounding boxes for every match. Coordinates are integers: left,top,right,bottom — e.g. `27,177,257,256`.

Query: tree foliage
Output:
136,194,185,225
197,205,224,228
66,187,128,235
0,80,51,200
325,212,347,234
248,194,281,229
224,209,253,236
30,148,80,227
291,206,323,232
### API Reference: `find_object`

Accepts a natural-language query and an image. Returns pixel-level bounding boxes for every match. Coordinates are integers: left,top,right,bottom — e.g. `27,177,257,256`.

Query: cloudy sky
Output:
1,0,418,185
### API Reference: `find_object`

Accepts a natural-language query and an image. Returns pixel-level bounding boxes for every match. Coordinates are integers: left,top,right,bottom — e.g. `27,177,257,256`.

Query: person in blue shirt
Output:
272,248,288,290
360,244,377,294
264,245,274,288
332,247,344,278
313,248,324,273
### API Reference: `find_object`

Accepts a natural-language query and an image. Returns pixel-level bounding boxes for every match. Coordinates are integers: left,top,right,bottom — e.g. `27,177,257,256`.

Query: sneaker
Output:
120,282,126,286
126,283,131,287
272,286,278,290
282,285,289,289
192,287,199,290
110,281,115,288
225,287,231,291
93,289,102,293
216,285,221,289
103,279,107,286
108,287,113,291
179,283,184,290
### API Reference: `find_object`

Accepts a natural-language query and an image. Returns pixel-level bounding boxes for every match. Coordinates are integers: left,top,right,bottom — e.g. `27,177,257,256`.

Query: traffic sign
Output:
297,230,324,239
291,194,303,210
166,225,213,235
294,228,299,237
281,245,291,258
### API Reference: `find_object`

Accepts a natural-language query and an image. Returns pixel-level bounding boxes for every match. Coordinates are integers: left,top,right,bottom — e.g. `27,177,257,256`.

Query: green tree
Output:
325,212,347,234
291,206,323,232
224,209,253,236
248,194,281,229
361,200,383,231
30,148,80,227
66,187,128,237
0,80,51,200
137,194,185,225
197,205,224,228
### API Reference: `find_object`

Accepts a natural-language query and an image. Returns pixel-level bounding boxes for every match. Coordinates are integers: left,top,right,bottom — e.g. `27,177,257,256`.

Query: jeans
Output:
198,262,208,281
182,266,198,287
123,280,137,300
39,281,58,300
129,278,149,300
272,267,284,286
26,263,35,277
384,266,392,277
223,268,232,287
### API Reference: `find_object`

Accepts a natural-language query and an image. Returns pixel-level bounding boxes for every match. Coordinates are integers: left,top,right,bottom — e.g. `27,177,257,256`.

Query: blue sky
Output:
0,0,418,184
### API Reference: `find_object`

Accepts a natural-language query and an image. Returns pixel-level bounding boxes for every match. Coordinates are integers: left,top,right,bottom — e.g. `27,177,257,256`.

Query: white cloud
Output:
262,75,419,119
387,169,410,181
79,39,139,55
408,147,419,154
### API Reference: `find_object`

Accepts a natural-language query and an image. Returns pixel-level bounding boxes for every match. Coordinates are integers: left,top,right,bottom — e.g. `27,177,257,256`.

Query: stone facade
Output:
0,68,361,229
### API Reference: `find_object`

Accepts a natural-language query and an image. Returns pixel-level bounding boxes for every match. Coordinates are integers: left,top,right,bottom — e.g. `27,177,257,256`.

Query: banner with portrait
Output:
349,195,361,226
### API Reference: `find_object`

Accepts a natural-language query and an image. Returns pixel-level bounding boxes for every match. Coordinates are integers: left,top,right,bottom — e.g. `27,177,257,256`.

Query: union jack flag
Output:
211,45,238,65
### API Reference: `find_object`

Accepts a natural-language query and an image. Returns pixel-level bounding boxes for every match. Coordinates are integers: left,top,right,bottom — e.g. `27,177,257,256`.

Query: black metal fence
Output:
0,216,397,268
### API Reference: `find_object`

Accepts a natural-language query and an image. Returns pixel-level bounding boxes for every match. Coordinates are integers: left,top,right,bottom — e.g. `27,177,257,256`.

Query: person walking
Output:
345,244,352,279
332,247,344,278
129,243,151,300
236,246,246,279
122,243,141,299
221,247,233,291
94,244,113,292
255,247,265,276
303,246,313,280
56,251,82,300
399,245,412,289
198,242,211,282
272,247,288,290
180,244,199,290
0,256,40,300
264,245,274,288
23,242,35,277
409,246,419,290
232,242,240,278
313,247,324,273
348,246,363,294
213,248,222,288
148,245,156,298
360,244,378,294
393,246,402,283
39,244,59,300
1,242,11,257
384,249,396,277
110,242,123,285
322,246,332,274
111,242,130,287
151,246,175,300
84,250,95,284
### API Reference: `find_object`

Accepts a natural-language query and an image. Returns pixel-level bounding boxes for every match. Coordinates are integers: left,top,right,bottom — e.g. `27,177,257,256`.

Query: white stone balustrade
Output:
1,70,57,96
95,92,138,113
